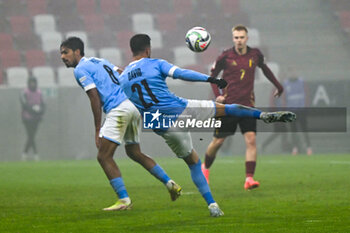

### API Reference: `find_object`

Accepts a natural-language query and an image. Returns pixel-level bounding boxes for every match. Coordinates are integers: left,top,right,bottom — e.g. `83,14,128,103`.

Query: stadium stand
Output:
0,50,21,69
24,50,46,68
32,66,56,87
100,0,121,15
173,46,196,68
57,66,76,87
27,0,48,16
82,15,105,33
9,16,32,35
25,50,46,68
33,14,57,35
0,33,14,51
76,0,97,15
40,31,63,53
132,13,155,32
99,47,123,66
6,66,29,87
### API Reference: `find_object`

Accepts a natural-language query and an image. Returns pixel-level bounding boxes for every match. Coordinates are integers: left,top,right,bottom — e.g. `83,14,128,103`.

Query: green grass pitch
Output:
1,154,349,233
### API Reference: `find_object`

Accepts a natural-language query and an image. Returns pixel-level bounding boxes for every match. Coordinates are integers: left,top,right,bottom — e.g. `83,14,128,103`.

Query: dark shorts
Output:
214,116,257,138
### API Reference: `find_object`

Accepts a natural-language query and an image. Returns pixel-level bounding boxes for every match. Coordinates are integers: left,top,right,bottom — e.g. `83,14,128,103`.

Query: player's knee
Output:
213,137,225,147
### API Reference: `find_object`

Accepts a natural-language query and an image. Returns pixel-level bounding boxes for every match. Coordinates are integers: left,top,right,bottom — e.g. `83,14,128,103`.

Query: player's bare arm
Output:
86,88,102,149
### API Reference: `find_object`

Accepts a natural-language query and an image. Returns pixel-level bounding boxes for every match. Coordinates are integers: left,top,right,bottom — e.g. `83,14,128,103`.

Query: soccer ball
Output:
185,27,211,52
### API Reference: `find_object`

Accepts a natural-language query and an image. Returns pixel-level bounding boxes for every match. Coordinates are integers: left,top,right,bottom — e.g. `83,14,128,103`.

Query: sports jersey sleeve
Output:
258,49,283,92
74,66,96,91
210,52,226,78
159,60,209,82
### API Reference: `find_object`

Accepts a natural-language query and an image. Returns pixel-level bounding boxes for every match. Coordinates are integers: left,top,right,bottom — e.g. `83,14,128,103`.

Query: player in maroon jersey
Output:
201,25,284,190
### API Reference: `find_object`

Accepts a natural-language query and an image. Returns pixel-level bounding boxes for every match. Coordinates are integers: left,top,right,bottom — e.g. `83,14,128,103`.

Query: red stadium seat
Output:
27,0,48,16
0,50,21,68
220,0,240,15
0,34,14,51
116,31,134,51
10,16,32,35
25,50,46,68
82,15,105,33
100,0,121,15
337,11,350,31
199,46,220,67
156,13,178,33
0,70,3,84
76,0,97,15
173,0,193,16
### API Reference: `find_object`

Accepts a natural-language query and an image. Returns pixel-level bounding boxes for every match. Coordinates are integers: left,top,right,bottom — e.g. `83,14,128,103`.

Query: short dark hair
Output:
130,34,151,56
60,37,85,56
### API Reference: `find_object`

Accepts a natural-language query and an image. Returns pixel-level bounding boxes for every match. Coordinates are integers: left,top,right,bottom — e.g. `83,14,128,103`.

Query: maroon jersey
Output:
210,46,283,107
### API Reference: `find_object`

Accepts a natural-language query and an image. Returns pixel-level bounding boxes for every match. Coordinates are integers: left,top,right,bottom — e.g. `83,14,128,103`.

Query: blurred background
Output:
0,0,349,161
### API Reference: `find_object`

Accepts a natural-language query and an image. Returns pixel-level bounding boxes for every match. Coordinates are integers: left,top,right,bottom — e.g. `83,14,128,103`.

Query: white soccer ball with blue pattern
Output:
185,27,211,52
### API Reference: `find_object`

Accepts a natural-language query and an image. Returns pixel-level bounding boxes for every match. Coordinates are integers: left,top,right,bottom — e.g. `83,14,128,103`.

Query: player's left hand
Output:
274,89,283,97
207,77,227,89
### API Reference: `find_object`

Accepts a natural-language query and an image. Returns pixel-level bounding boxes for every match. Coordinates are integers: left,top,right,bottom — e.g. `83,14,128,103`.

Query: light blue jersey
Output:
74,57,127,113
118,58,209,116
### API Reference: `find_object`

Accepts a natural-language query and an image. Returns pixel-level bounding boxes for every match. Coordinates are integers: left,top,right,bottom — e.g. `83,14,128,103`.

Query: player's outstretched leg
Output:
184,150,224,217
216,103,296,124
103,177,132,211
125,144,182,201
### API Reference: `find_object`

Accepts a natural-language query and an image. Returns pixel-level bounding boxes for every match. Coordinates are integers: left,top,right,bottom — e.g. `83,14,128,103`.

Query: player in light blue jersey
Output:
60,37,182,211
118,34,296,217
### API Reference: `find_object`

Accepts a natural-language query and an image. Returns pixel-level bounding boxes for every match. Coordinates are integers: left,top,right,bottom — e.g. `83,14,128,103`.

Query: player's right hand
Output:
216,95,226,103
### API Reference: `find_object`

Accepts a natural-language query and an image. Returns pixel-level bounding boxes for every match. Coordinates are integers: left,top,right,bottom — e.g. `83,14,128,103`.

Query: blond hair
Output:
232,25,248,33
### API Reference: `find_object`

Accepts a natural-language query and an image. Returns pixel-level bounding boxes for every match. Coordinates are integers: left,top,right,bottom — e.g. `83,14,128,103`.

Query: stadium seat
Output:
0,50,21,69
76,0,97,15
27,0,48,16
14,33,41,51
89,31,115,50
173,0,193,16
33,14,57,35
32,66,56,87
116,30,134,51
100,0,121,15
247,28,261,47
85,48,97,57
156,13,178,33
148,0,172,13
40,31,63,53
6,66,29,88
56,14,84,33
173,46,197,67
121,0,149,14
104,13,131,31
57,66,76,87
47,0,77,16
99,47,123,66
47,50,62,68
25,50,46,68
146,30,163,49
65,31,89,48
220,0,240,15
256,61,280,84
199,46,220,67
1,0,27,17
132,13,154,32
82,15,105,33
337,11,350,31
10,16,32,35
0,34,14,51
